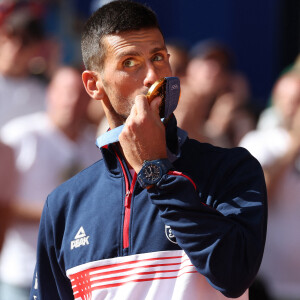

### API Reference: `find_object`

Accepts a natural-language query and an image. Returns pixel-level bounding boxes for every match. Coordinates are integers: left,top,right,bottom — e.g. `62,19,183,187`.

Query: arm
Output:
0,203,12,250
30,200,73,299
0,132,43,224
119,95,267,297
11,201,44,224
0,142,16,250
147,148,267,298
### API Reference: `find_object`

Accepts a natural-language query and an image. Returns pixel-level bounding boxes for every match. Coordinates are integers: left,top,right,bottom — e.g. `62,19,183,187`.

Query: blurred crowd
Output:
0,1,299,300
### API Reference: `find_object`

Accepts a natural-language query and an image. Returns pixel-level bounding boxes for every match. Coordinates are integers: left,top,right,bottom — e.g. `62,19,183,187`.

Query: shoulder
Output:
239,128,289,165
180,138,263,179
0,75,46,99
240,127,288,147
183,137,253,162
0,112,48,143
239,129,266,147
46,159,105,211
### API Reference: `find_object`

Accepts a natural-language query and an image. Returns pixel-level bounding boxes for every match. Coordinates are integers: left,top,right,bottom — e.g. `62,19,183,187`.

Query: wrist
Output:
137,159,173,189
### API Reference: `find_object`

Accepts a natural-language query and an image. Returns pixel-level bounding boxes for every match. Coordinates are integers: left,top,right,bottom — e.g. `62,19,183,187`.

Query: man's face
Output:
274,75,300,129
98,28,172,126
0,32,41,77
48,68,90,127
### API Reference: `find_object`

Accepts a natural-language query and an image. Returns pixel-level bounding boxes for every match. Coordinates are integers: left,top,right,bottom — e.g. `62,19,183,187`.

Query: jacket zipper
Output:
123,173,137,249
115,152,137,249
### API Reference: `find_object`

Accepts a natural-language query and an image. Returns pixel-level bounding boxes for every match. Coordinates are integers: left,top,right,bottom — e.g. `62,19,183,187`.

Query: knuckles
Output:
120,93,162,142
127,112,149,129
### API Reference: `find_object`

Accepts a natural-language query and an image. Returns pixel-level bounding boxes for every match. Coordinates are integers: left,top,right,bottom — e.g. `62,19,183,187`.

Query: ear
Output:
82,70,105,100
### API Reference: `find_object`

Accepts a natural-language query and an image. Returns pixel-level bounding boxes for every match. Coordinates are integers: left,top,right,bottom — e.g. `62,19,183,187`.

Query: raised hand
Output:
119,95,167,173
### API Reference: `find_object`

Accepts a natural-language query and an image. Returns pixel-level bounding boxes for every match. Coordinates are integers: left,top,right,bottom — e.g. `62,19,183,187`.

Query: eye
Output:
152,54,164,62
123,59,136,68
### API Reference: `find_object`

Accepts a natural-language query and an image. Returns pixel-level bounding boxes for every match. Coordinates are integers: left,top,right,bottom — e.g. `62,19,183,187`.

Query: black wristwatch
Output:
137,159,173,189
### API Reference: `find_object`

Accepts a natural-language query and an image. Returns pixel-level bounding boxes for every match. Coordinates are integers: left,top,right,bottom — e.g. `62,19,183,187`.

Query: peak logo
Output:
71,226,90,250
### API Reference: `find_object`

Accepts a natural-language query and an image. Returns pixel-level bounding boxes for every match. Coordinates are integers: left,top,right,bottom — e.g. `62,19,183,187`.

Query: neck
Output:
101,103,126,129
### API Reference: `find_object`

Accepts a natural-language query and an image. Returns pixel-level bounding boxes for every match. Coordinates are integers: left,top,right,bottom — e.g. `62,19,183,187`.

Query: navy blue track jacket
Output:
30,116,267,299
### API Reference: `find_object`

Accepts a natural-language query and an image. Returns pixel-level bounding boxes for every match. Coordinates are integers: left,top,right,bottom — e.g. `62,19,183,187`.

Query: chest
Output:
60,177,180,273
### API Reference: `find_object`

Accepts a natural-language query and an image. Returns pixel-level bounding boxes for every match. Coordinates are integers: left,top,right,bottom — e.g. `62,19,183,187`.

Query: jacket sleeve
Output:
30,199,74,300
148,147,267,298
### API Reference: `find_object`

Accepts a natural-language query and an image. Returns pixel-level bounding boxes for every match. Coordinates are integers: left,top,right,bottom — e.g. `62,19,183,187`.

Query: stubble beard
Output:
104,85,149,125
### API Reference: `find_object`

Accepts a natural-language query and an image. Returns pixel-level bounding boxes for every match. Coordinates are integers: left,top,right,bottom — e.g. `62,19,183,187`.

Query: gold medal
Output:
146,78,166,118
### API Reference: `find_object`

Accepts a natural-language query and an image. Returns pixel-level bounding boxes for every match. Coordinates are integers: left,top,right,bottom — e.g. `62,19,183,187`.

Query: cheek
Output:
114,74,140,99
164,63,172,77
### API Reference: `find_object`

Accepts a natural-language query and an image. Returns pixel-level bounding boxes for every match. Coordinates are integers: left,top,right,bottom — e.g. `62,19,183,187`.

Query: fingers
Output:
130,95,161,119
123,94,163,139
134,94,149,114
120,94,167,171
149,96,162,116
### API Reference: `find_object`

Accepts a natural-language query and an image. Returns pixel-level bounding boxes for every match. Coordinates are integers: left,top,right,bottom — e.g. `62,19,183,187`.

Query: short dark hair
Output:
1,4,44,46
81,0,162,71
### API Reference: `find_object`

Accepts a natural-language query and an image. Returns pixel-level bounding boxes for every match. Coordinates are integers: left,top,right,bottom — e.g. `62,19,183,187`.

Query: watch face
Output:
143,164,161,183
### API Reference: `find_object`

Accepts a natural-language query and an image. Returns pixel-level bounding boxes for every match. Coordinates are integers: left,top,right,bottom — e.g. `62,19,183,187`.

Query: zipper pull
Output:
125,190,131,207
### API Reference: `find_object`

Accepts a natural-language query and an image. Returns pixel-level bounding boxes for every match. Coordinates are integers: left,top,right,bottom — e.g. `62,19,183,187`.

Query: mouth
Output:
141,89,149,96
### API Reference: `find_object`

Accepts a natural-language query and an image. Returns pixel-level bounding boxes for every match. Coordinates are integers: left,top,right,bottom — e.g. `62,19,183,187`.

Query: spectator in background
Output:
166,40,189,80
240,70,300,300
174,39,254,146
174,40,230,143
204,92,258,147
198,41,256,147
0,1,47,128
0,141,16,251
257,53,300,131
0,66,101,300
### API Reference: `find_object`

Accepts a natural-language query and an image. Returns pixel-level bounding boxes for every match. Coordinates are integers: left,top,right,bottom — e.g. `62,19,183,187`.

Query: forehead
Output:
102,28,166,59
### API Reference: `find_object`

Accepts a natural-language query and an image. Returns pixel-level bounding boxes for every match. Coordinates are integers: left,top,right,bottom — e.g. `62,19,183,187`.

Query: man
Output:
31,1,267,299
257,66,300,131
166,40,189,80
0,66,100,299
240,71,300,300
0,2,46,129
174,40,252,147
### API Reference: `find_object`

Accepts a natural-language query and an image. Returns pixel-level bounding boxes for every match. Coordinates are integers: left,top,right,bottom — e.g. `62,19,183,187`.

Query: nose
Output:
143,63,160,88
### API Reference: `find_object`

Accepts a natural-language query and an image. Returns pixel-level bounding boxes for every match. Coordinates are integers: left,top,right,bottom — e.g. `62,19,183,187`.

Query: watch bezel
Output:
142,162,162,185
137,159,173,189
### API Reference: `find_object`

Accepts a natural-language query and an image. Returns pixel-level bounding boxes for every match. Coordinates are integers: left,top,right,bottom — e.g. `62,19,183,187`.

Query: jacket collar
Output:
99,114,187,174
